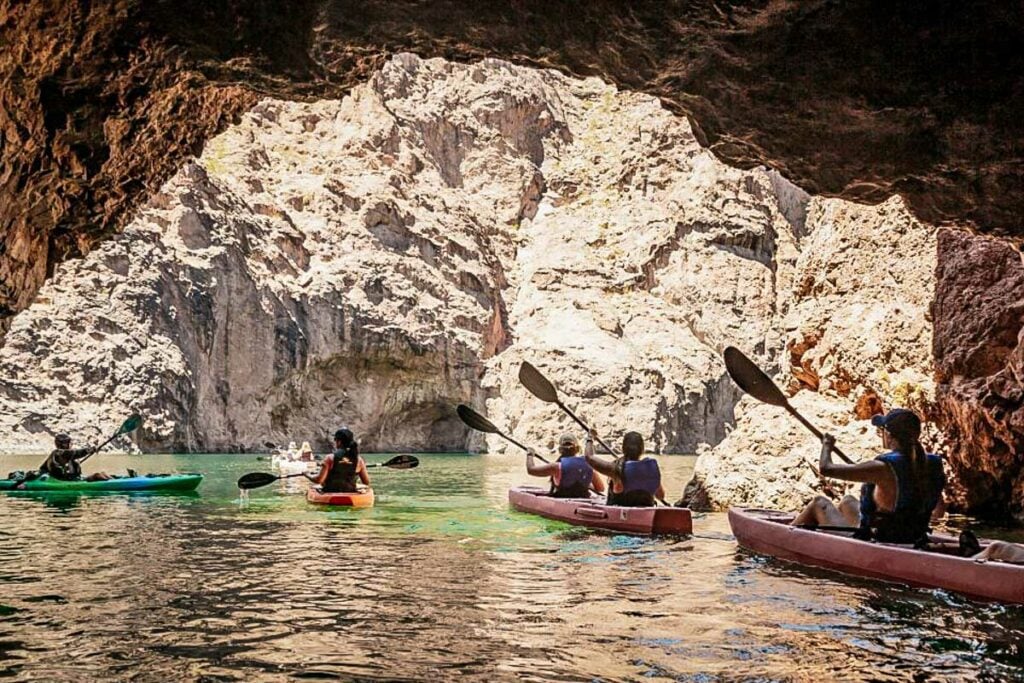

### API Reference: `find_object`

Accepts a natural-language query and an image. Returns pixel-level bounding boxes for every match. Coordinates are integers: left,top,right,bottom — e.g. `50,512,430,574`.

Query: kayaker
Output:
299,441,315,462
305,428,370,493
39,433,112,482
286,441,299,461
791,408,946,544
584,429,664,506
526,432,606,498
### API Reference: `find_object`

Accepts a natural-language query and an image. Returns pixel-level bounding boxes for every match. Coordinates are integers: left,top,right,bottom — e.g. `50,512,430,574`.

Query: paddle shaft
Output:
783,403,854,465
79,427,133,464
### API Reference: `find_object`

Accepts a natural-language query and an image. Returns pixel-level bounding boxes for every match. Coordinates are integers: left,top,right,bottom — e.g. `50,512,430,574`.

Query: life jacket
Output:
858,452,946,543
39,449,85,481
551,456,592,498
322,451,360,493
608,458,661,507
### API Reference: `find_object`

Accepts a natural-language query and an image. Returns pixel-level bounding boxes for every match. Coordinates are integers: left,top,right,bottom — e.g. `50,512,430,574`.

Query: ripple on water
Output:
0,453,1022,681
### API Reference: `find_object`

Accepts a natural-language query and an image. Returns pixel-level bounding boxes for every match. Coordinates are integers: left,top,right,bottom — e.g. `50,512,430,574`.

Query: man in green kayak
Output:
305,428,370,493
791,408,945,544
526,432,606,498
584,429,664,506
39,433,112,482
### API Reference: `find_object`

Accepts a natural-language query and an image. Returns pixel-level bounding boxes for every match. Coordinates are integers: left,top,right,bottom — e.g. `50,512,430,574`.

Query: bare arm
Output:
358,458,371,486
590,469,606,493
584,430,617,478
526,450,559,478
305,456,331,484
819,435,889,484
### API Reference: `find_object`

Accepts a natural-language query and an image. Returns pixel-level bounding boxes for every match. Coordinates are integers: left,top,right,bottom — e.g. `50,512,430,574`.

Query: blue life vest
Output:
552,456,592,498
608,458,661,507
859,451,946,543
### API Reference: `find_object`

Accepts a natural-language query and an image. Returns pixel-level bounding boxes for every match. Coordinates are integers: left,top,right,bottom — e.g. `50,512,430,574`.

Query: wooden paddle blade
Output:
456,404,499,434
723,346,788,407
119,414,143,435
237,472,280,489
383,454,420,469
518,361,559,403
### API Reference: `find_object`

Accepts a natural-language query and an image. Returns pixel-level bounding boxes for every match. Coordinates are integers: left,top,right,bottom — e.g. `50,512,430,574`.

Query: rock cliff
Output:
0,55,872,456
1,44,1020,516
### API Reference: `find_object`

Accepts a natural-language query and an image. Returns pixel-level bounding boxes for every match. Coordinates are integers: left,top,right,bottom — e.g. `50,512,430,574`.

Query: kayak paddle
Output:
79,414,143,462
722,346,854,465
516,364,672,507
237,455,420,490
458,404,610,497
456,404,549,462
518,361,620,457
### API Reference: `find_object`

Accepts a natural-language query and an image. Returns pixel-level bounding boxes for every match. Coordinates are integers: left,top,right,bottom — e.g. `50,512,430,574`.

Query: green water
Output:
1,452,1022,681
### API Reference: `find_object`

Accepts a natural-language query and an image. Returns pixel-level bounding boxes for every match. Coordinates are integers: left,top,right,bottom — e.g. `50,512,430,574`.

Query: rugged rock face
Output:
1,55,933,459
682,196,938,511
933,230,1024,517
0,55,793,452
3,0,1022,330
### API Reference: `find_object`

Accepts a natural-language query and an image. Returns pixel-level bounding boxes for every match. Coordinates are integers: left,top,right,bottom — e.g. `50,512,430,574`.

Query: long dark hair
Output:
334,428,359,465
889,426,930,511
614,431,645,480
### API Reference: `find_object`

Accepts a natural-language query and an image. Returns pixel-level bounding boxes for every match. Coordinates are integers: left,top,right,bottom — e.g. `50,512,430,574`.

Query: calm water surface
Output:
1,453,1022,681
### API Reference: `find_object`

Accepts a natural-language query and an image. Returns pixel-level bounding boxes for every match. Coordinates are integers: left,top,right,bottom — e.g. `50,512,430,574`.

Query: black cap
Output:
871,408,921,438
54,432,71,446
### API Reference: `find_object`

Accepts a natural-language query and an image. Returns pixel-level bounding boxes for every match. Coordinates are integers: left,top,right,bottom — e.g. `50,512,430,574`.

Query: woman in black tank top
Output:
305,428,370,493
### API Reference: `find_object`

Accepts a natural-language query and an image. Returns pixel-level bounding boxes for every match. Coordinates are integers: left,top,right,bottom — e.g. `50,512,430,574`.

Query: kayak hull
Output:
306,487,375,508
508,486,692,536
729,507,1024,605
0,474,203,493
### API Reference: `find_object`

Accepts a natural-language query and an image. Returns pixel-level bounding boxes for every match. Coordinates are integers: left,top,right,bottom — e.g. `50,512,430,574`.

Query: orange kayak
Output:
729,508,1024,604
508,486,692,535
306,487,375,508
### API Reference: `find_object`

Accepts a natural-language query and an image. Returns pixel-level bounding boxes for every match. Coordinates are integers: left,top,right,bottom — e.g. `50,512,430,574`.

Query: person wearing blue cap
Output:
305,428,370,493
792,408,946,544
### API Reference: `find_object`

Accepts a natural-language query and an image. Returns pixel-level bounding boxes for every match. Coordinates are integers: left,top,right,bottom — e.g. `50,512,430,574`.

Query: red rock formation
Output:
934,229,1024,517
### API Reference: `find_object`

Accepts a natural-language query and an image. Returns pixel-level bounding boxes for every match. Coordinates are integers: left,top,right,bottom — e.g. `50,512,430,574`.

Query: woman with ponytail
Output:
305,427,370,493
792,408,946,544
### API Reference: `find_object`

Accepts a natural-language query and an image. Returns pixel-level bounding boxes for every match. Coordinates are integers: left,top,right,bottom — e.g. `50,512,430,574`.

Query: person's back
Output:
613,457,662,507
39,434,90,481
860,449,945,543
585,430,664,507
526,433,605,498
323,451,361,492
552,455,593,498
307,428,370,493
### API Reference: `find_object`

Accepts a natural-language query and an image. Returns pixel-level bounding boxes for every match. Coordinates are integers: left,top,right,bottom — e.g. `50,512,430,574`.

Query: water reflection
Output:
0,453,1021,681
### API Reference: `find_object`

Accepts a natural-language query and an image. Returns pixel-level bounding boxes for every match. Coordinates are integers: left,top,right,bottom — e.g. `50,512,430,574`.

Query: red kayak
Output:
729,508,1024,604
508,486,692,536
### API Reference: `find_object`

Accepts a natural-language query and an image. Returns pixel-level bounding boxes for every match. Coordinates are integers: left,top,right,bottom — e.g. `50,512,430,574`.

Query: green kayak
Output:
0,473,203,493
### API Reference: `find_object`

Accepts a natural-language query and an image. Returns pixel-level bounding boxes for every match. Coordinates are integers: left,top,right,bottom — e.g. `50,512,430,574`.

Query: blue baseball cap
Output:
871,408,921,437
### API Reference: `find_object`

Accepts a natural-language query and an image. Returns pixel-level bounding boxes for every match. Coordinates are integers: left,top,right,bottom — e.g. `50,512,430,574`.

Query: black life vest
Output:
39,449,85,480
322,451,360,493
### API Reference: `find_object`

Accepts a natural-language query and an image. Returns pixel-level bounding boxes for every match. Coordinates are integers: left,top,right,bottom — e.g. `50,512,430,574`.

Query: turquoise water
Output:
0,452,1022,681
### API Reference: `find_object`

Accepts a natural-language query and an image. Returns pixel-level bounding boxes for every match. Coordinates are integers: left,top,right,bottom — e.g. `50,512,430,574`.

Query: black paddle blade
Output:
119,414,143,435
237,472,280,489
456,404,499,434
263,441,277,450
383,454,419,469
518,361,559,403
723,346,788,407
